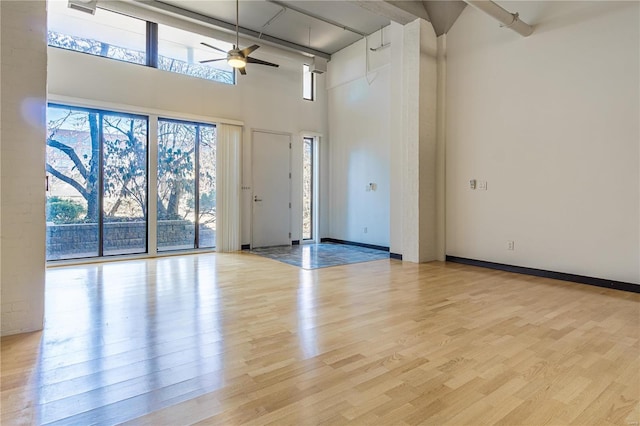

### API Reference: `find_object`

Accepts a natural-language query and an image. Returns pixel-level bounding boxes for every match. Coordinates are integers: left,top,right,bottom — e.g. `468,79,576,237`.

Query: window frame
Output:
47,7,235,85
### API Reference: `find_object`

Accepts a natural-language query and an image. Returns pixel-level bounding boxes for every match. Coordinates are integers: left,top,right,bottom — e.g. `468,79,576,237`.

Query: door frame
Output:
250,129,292,248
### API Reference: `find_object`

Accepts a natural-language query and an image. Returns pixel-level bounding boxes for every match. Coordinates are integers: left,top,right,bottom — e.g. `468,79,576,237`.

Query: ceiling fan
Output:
200,0,279,75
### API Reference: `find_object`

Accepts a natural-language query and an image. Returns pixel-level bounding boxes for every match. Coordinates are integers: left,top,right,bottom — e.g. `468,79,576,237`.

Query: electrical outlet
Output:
478,180,487,190
364,227,368,234
507,240,515,250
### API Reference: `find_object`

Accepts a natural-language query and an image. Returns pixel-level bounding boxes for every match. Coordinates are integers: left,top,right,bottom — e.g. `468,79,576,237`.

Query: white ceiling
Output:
158,0,392,55
151,0,468,58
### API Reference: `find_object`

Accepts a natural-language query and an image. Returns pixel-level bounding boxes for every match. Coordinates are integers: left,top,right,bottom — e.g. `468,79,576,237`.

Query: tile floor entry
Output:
248,242,389,269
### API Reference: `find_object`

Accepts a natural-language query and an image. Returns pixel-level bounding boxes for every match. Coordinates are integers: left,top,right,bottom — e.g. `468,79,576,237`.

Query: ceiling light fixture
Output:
227,50,247,68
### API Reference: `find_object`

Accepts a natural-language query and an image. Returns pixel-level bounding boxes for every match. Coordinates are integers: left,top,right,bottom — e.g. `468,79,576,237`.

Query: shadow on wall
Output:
526,1,637,35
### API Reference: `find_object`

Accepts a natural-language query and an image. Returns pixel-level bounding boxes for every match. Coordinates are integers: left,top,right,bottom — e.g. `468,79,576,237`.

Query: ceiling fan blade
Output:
200,58,227,64
200,42,228,54
238,67,247,75
240,44,260,57
246,57,279,68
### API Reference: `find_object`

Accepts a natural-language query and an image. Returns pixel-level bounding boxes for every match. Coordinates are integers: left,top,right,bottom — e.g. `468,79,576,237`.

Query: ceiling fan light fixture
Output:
199,0,279,76
227,54,246,68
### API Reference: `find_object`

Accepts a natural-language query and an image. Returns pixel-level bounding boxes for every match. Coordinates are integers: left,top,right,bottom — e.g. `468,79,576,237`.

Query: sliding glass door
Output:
157,119,216,251
46,107,100,259
46,105,217,260
198,125,217,249
46,105,148,260
102,113,148,255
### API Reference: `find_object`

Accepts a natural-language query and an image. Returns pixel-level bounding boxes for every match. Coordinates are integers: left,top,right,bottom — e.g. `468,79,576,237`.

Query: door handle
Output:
254,195,263,202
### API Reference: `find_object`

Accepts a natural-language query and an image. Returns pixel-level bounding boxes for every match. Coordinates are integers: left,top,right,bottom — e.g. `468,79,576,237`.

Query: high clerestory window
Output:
157,24,235,85
47,1,235,85
303,64,315,101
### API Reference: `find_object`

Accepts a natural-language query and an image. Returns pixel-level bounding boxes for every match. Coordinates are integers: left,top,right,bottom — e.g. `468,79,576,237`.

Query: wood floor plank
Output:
1,253,638,425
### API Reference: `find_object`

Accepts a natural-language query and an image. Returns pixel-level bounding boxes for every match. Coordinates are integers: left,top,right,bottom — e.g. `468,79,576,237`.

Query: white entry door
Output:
252,131,291,248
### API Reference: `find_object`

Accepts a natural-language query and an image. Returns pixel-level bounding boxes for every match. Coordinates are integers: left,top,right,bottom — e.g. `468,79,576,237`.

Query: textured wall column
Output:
389,22,404,255
435,35,447,261
399,19,438,263
0,0,47,335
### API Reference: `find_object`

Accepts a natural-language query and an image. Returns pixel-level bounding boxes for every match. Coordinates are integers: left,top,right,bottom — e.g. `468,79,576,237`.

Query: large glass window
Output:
302,137,315,241
157,119,216,251
158,25,235,85
46,105,148,260
47,1,146,65
47,2,235,85
46,107,100,260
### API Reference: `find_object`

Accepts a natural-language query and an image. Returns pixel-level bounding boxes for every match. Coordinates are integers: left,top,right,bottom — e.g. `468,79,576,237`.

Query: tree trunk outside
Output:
86,113,100,222
166,186,181,219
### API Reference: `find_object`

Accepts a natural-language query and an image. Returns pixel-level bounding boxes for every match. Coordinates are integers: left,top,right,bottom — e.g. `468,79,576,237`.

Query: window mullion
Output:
98,113,105,257
148,115,159,255
194,126,201,248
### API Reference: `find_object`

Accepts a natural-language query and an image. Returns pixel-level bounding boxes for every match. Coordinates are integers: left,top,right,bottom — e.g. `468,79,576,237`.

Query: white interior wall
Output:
446,1,640,284
327,28,391,247
47,29,328,246
1,0,47,336
0,0,3,323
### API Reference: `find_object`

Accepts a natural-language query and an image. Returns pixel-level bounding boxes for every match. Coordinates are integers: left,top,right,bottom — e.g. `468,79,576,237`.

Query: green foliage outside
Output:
46,196,86,224
199,191,216,211
47,109,216,230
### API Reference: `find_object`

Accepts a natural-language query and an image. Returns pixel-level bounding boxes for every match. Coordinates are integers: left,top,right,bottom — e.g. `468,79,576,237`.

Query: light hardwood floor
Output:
1,253,639,425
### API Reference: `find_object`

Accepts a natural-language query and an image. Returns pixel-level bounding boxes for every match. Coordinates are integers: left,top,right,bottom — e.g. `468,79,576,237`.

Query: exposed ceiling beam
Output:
129,0,331,59
354,0,430,25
